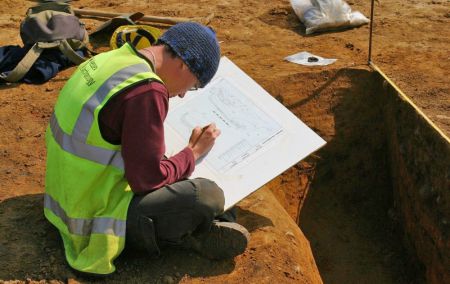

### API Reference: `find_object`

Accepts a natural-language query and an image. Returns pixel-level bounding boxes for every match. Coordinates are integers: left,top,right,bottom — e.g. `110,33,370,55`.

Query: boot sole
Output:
191,222,250,260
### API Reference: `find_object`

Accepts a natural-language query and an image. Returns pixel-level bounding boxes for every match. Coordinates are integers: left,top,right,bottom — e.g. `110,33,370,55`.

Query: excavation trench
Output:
265,68,449,283
0,68,448,284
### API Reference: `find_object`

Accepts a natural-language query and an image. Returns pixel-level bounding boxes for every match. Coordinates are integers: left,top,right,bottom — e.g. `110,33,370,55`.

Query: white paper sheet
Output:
164,57,326,210
166,77,284,173
284,51,337,66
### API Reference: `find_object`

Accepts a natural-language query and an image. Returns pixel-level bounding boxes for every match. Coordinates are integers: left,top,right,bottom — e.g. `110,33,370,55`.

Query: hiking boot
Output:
184,221,250,260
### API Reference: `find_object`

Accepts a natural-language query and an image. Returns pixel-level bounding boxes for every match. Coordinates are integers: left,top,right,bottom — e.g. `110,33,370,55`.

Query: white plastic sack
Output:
290,0,369,35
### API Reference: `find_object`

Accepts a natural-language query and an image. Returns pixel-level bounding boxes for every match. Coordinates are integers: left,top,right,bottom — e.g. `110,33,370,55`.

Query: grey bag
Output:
1,2,90,82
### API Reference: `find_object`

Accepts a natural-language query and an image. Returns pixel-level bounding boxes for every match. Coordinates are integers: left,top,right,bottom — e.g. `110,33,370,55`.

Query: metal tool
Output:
87,11,144,36
74,9,214,26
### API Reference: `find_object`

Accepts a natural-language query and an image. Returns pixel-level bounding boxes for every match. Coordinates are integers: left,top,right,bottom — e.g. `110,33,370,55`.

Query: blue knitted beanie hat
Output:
158,22,220,88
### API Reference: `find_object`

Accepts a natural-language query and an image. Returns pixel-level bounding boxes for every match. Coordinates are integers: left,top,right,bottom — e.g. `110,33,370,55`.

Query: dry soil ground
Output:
0,0,449,283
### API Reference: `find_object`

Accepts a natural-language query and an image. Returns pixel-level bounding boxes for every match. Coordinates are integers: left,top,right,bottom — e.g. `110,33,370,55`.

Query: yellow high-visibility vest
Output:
44,43,163,274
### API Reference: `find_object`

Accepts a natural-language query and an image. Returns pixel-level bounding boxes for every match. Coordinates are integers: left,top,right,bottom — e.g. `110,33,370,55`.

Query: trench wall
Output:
380,75,450,283
275,68,449,283
297,69,411,283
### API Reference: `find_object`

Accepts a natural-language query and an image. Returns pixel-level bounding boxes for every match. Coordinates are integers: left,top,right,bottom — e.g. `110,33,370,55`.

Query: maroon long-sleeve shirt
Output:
98,80,195,194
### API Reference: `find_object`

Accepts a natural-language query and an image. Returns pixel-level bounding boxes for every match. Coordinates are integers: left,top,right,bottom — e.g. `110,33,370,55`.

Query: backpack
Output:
1,2,90,83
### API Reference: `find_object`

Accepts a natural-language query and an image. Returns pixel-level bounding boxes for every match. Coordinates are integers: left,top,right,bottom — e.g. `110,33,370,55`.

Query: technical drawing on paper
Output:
167,77,283,173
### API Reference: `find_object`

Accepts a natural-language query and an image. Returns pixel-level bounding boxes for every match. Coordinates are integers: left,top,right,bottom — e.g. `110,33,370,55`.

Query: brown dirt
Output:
1,0,448,283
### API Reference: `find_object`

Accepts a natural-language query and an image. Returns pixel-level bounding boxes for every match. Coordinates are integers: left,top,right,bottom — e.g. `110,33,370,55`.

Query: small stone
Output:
67,278,81,284
269,8,288,15
284,271,291,277
294,265,302,274
435,195,441,204
387,208,397,221
285,231,295,240
162,275,175,284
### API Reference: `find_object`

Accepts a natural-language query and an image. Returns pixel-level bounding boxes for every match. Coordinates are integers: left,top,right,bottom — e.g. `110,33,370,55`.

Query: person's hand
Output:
188,123,221,160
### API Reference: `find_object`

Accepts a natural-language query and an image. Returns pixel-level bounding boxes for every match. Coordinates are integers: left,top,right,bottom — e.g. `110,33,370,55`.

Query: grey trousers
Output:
126,178,235,255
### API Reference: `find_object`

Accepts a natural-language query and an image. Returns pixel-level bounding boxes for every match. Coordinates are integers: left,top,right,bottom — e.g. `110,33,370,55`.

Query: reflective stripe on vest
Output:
50,113,124,170
72,63,149,142
44,194,126,237
49,63,150,170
